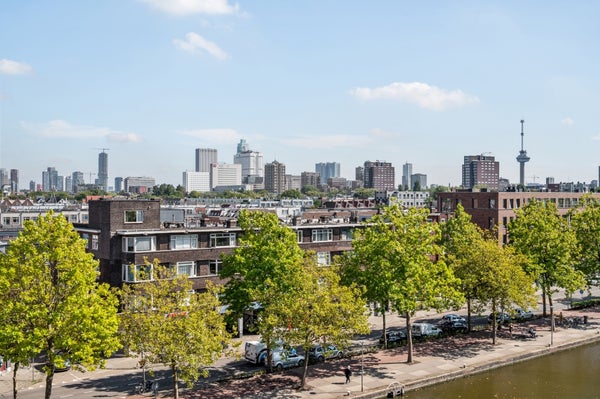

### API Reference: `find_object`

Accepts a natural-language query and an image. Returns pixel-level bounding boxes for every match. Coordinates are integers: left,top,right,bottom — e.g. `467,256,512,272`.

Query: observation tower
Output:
516,119,530,187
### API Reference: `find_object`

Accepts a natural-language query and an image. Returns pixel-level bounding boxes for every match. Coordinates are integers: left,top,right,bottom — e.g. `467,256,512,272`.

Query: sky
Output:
1,0,600,189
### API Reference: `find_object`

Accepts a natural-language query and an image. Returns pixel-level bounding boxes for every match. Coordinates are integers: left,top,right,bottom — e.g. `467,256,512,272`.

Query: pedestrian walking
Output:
344,366,352,384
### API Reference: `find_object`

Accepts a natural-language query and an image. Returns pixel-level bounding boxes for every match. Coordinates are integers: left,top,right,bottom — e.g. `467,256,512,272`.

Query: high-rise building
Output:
265,160,286,194
72,171,84,193
462,155,499,190
195,148,218,173
233,139,264,182
315,162,340,186
97,150,109,192
10,169,18,193
286,175,302,191
411,173,427,190
43,167,59,191
0,169,8,192
301,171,320,188
209,163,241,190
402,163,413,190
355,166,364,182
183,171,210,192
114,177,123,192
363,161,395,191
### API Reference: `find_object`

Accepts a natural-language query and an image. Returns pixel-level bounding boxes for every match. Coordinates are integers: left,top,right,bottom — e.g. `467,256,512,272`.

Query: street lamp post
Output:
550,305,554,346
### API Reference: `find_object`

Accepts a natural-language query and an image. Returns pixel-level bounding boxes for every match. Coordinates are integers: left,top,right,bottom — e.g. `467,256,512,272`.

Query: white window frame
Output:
312,228,333,242
208,260,222,275
124,210,144,223
122,263,153,282
297,230,303,243
122,236,156,252
175,261,197,277
91,234,99,250
170,234,198,250
209,233,236,248
316,252,331,266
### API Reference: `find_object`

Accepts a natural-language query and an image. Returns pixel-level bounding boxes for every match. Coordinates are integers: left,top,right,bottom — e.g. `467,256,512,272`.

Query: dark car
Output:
379,330,407,347
488,312,511,325
308,344,343,362
440,320,468,334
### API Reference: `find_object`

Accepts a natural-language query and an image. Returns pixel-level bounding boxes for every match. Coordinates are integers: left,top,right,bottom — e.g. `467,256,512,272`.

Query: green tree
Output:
508,199,585,316
569,194,600,287
220,210,306,372
280,189,303,199
279,260,370,389
120,260,232,399
440,204,488,330
0,212,121,399
467,239,536,344
342,205,463,363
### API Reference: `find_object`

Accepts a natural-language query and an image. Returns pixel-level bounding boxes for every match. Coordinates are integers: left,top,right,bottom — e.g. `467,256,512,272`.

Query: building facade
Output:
97,151,109,192
195,148,218,173
402,163,413,190
233,139,264,183
124,176,156,194
264,161,286,194
183,171,210,193
315,162,340,186
462,155,500,190
210,163,242,190
363,161,395,191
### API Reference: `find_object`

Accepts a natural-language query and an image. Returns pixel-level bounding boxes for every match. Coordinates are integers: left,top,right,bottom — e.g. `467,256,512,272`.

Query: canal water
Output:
401,341,600,399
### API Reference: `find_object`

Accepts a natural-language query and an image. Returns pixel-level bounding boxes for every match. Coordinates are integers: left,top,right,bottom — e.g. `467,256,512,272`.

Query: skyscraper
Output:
233,139,263,182
195,148,218,173
402,162,413,190
72,171,84,193
315,162,340,186
462,154,499,190
97,150,109,192
363,161,395,190
264,160,286,194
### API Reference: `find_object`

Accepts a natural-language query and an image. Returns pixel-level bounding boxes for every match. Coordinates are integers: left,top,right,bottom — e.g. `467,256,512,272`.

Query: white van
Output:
411,322,442,338
244,340,284,365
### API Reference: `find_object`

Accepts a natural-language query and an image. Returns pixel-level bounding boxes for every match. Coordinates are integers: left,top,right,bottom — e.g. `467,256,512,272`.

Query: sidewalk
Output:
181,307,600,399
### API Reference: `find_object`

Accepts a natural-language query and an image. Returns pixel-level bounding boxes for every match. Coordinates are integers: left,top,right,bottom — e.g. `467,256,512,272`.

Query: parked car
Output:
268,350,305,371
308,344,343,362
488,312,511,325
379,330,407,347
411,323,442,338
54,351,71,372
244,340,284,365
513,307,534,320
440,320,468,334
440,314,466,324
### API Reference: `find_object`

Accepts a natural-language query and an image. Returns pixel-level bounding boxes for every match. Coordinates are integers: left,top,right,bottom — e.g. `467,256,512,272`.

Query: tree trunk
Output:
542,289,547,317
467,299,472,332
382,309,387,348
172,366,179,399
44,368,54,399
406,312,413,364
12,362,19,399
300,351,309,390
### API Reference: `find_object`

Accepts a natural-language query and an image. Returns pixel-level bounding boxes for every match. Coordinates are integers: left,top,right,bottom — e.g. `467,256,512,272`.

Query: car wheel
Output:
275,364,283,372
337,352,343,359
297,359,304,367
318,355,325,362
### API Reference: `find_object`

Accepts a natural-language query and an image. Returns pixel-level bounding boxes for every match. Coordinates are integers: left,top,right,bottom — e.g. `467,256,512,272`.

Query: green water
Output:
401,341,600,399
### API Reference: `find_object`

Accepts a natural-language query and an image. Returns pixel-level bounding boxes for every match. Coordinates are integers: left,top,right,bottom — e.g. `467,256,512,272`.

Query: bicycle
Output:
135,380,157,395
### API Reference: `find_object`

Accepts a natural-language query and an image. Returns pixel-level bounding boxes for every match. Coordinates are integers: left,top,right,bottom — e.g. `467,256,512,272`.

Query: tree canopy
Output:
569,194,600,287
0,212,121,399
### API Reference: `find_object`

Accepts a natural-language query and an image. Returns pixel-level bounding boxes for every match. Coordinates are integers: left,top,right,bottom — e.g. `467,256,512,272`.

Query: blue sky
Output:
1,0,599,189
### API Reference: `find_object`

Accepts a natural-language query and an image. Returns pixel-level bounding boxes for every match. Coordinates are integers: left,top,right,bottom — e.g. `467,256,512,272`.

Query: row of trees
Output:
1,195,598,397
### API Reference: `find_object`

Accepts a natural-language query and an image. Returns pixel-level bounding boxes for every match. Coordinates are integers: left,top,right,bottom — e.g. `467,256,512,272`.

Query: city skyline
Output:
1,1,599,187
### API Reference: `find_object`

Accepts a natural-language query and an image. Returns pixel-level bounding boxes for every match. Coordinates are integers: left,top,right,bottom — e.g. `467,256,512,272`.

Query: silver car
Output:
269,350,305,371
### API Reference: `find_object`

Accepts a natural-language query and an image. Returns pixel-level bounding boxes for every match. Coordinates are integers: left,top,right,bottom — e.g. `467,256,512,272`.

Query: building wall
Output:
183,171,210,192
195,148,218,173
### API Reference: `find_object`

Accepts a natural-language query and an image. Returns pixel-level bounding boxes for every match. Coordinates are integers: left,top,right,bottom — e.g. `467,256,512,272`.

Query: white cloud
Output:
592,134,600,141
179,128,241,143
0,59,32,75
349,81,480,111
561,117,575,126
139,0,239,16
20,120,143,142
173,32,228,60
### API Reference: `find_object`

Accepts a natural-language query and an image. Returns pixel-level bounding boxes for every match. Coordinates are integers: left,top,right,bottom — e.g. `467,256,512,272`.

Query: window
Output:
312,229,333,242
176,261,196,277
340,228,353,241
209,260,222,275
91,234,99,250
316,252,331,266
209,233,236,247
170,235,198,250
124,210,144,223
297,230,303,243
81,233,89,245
122,236,156,252
122,263,153,282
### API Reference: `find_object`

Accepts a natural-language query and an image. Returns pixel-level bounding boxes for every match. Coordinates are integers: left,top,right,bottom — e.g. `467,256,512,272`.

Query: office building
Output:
10,169,18,193
0,169,8,193
114,177,123,193
363,161,395,191
411,173,427,190
286,175,302,191
315,162,340,186
210,163,242,190
233,139,264,183
195,148,218,173
265,160,286,194
301,172,320,188
97,150,109,192
72,171,84,193
43,167,59,192
462,155,499,190
402,163,413,190
183,171,210,193
124,177,155,194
